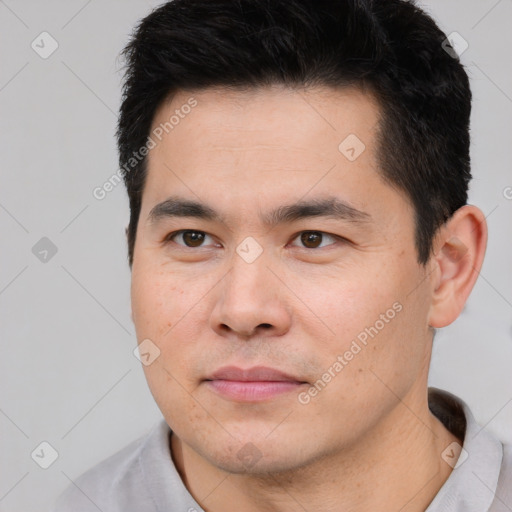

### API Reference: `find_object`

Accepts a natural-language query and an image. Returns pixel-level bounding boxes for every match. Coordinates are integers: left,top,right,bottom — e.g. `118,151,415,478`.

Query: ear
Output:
427,205,488,328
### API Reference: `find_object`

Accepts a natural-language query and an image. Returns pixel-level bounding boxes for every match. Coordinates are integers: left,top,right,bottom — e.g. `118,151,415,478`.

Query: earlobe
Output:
428,205,487,328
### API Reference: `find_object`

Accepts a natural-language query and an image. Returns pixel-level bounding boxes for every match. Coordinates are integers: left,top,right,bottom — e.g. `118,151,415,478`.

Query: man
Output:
52,0,512,510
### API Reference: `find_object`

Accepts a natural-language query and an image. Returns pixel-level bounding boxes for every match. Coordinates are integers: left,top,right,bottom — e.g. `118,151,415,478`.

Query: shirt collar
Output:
425,387,504,512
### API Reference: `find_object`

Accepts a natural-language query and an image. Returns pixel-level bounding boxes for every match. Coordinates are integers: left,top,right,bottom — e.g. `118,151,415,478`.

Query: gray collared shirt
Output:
51,388,512,511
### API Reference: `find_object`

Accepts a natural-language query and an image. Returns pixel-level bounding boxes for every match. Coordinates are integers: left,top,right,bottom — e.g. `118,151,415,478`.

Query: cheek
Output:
298,289,428,439
131,263,185,337
131,267,203,421
309,258,425,370
131,263,209,381
302,268,394,338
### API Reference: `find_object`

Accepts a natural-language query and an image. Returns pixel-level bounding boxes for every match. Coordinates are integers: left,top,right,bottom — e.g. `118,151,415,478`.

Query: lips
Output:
204,365,307,402
206,365,305,383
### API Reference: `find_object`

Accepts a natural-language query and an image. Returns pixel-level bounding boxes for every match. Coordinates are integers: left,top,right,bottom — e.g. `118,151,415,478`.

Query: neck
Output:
171,388,460,512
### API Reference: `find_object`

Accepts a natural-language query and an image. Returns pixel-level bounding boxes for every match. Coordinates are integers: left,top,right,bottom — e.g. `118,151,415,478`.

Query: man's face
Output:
131,85,435,474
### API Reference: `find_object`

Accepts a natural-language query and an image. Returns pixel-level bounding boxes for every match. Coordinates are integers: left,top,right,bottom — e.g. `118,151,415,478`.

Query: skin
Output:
130,85,487,512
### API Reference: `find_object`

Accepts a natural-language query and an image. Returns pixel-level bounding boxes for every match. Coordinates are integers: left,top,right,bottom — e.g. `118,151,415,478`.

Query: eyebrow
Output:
147,195,373,228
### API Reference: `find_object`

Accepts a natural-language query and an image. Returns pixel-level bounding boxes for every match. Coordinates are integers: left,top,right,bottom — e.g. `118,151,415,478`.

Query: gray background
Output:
0,1,511,510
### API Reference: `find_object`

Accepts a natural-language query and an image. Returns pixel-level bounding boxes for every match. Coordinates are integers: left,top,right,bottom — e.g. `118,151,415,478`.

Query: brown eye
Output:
166,230,212,248
292,231,337,249
301,232,322,248
182,231,205,247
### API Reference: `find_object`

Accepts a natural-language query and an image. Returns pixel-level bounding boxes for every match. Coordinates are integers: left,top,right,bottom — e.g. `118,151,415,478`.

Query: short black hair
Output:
117,0,472,268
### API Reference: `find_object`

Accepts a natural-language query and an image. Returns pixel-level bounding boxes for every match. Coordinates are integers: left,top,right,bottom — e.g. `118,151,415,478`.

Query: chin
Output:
209,450,304,476
198,434,319,477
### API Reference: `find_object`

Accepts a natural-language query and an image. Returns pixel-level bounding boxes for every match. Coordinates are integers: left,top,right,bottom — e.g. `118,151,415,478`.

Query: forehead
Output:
147,84,380,182
141,85,412,232
151,84,380,147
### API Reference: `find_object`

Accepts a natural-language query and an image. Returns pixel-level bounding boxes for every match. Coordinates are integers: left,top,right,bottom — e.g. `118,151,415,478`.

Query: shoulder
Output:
51,420,169,512
489,441,512,511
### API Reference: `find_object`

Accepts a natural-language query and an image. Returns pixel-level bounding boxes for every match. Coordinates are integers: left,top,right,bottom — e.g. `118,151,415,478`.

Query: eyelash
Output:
162,230,347,250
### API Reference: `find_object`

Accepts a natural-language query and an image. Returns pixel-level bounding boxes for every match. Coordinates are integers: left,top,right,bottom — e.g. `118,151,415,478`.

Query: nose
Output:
209,249,292,340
